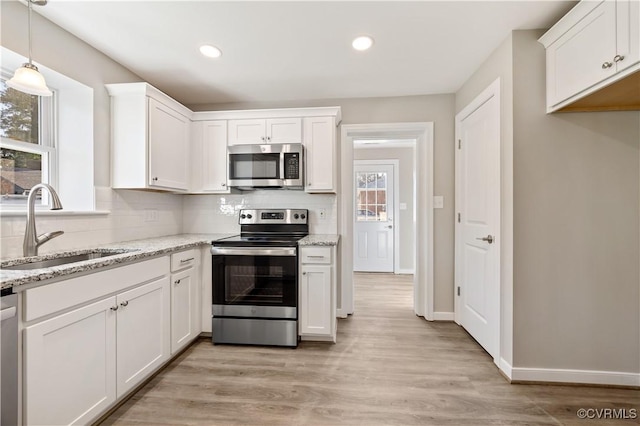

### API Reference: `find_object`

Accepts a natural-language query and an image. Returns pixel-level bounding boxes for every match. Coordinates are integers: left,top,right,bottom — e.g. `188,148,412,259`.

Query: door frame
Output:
353,159,400,273
454,78,503,367
339,122,434,320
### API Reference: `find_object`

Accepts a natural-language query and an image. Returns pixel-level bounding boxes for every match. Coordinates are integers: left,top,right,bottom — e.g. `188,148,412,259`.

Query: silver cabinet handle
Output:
221,183,226,187
261,136,265,141
174,279,181,285
386,225,393,229
613,54,625,63
602,61,613,69
476,235,494,244
180,257,195,263
307,255,325,258
267,136,271,142
110,305,119,311
120,301,129,307
302,272,306,275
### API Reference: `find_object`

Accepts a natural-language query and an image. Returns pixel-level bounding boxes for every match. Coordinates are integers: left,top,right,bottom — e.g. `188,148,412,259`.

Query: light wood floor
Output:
101,273,639,425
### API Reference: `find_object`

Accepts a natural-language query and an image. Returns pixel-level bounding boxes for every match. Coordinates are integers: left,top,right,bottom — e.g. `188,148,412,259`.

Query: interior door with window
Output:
353,162,394,272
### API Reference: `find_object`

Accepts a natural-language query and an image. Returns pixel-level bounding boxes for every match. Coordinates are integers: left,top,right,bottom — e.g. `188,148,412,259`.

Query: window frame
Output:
0,72,57,210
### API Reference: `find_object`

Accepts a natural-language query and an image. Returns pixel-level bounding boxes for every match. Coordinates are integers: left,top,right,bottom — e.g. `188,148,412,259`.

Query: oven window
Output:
213,255,297,307
230,153,279,179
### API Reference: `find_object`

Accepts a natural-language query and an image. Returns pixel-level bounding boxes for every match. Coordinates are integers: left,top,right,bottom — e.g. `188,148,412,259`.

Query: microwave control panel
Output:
284,153,300,180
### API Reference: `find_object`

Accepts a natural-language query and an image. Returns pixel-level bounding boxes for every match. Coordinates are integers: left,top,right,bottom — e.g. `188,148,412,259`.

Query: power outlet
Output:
144,209,159,222
319,209,326,220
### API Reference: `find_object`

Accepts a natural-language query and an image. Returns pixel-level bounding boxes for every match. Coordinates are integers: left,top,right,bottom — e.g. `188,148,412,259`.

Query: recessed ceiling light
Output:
200,45,222,58
352,36,374,51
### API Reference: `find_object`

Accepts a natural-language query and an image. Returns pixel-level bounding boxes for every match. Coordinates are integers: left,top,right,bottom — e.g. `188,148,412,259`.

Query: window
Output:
355,172,388,221
0,77,55,208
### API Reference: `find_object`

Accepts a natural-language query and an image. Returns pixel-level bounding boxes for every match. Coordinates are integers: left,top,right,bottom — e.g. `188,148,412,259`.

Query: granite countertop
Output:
0,233,234,291
299,234,340,246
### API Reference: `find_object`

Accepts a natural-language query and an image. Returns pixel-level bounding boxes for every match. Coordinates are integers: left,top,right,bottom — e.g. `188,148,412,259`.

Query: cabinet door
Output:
24,297,117,426
116,276,170,398
171,268,197,354
266,118,302,143
615,0,640,73
304,116,336,193
228,119,266,145
202,120,230,192
546,0,617,107
299,265,332,336
148,97,190,190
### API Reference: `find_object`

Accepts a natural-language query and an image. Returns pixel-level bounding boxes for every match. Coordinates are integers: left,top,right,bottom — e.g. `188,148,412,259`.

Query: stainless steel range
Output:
210,208,308,347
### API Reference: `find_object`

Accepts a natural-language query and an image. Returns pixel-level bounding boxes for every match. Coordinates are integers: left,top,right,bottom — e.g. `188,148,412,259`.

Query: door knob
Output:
476,235,494,244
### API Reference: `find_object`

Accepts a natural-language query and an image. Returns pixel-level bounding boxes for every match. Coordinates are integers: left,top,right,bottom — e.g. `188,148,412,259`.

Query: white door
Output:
353,162,394,272
455,79,500,361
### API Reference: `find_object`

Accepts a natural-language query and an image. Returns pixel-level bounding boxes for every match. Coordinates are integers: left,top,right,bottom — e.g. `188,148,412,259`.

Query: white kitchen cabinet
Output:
299,246,337,342
22,256,171,425
303,116,337,193
107,82,191,191
228,117,302,145
116,276,170,398
540,0,640,112
190,120,230,193
170,249,200,354
23,297,117,426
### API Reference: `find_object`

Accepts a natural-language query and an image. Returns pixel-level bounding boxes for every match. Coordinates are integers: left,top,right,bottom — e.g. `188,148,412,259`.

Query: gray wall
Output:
511,30,639,373
456,29,640,374
196,95,457,314
354,147,415,272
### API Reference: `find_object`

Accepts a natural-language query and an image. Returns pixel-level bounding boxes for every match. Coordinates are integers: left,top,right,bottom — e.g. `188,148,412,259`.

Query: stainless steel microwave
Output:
227,143,304,189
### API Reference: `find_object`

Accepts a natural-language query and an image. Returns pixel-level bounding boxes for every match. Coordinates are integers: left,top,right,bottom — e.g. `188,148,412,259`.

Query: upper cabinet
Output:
190,120,230,193
106,83,191,191
228,118,302,145
539,0,640,112
304,116,337,193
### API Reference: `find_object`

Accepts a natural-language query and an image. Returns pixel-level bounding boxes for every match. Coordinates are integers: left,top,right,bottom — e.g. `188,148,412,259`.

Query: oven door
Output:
211,246,297,319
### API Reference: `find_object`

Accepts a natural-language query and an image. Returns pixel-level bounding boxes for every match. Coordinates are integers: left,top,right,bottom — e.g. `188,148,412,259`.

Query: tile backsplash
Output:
183,191,337,235
0,187,337,260
0,187,183,260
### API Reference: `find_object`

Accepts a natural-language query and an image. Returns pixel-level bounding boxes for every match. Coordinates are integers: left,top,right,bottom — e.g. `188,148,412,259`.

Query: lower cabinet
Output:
23,297,117,426
170,249,200,354
116,278,170,398
22,256,172,426
298,246,337,342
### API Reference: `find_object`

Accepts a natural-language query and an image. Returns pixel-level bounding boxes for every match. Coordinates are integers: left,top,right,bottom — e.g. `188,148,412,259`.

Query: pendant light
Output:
7,0,52,97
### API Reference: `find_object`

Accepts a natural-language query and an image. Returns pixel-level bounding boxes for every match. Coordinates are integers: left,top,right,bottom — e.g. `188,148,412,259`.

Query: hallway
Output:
101,273,639,425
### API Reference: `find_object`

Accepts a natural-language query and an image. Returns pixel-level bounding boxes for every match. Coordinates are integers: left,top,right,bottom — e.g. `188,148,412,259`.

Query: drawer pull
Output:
180,257,195,263
307,255,325,258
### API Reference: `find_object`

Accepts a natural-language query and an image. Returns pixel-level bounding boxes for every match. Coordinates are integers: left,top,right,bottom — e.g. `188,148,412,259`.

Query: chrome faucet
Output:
23,183,64,257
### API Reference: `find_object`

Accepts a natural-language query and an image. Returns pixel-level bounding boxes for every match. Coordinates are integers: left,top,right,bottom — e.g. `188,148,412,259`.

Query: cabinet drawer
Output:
171,249,197,271
300,247,332,264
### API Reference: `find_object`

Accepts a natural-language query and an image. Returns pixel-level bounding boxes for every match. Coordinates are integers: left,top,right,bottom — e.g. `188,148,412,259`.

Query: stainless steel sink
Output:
2,250,132,271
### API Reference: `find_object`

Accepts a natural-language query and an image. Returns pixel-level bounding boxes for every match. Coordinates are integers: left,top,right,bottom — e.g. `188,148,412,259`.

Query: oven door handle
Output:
210,247,297,256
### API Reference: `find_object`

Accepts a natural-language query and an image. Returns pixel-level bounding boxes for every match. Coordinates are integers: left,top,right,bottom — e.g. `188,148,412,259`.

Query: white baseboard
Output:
511,367,640,387
499,358,513,379
396,268,415,275
432,311,455,321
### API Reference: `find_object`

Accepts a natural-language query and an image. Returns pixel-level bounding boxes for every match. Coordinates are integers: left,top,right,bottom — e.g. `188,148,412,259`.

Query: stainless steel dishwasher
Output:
1,288,18,426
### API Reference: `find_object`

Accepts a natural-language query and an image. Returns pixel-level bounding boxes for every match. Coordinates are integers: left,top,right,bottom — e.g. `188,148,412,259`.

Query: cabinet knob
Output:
303,272,306,275
613,54,625,63
267,136,271,142
175,279,181,285
602,61,613,69
120,301,129,307
110,305,119,311
221,183,226,187
152,177,158,182
261,136,265,141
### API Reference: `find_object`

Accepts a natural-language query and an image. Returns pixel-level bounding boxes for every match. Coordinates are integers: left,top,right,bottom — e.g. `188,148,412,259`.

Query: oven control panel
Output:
239,209,308,225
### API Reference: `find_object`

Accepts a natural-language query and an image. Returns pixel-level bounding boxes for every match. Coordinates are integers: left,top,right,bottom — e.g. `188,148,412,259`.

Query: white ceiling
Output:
35,0,577,106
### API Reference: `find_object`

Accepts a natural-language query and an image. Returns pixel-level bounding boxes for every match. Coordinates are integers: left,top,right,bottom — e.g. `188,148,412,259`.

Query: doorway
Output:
339,123,434,320
353,160,398,273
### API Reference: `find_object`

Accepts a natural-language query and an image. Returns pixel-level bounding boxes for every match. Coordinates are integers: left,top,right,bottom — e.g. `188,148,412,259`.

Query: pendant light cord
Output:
28,0,33,65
